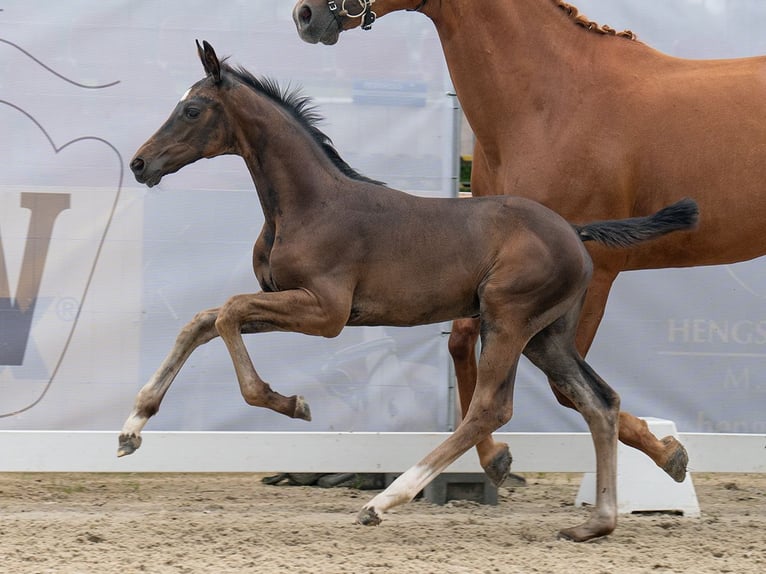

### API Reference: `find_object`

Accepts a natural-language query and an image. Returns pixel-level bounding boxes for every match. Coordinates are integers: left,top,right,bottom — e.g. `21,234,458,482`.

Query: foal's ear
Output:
196,39,222,84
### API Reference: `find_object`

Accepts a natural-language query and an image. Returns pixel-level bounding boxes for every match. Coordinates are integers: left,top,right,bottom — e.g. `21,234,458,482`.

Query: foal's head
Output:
130,41,232,187
131,40,380,188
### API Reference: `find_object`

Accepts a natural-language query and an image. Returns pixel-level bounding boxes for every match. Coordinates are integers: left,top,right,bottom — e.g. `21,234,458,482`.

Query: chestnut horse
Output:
293,0,766,484
120,41,698,540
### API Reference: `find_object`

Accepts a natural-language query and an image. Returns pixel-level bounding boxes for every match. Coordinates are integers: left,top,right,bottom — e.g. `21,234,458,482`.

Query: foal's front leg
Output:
118,308,221,456
214,289,346,419
118,289,340,457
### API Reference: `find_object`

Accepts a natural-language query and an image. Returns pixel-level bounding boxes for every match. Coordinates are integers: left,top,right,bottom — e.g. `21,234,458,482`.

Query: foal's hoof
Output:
557,517,615,542
557,527,608,543
660,436,688,483
483,443,512,487
117,433,142,457
293,395,312,421
356,507,382,526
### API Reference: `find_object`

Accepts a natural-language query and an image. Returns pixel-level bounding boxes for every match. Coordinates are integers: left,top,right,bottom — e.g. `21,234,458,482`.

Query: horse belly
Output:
348,276,480,328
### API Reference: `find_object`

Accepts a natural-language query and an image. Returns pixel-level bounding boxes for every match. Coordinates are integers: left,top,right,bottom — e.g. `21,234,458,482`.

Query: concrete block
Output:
424,472,498,505
575,417,700,516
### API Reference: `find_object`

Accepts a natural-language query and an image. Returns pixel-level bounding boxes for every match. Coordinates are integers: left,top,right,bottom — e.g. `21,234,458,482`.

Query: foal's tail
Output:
574,198,699,248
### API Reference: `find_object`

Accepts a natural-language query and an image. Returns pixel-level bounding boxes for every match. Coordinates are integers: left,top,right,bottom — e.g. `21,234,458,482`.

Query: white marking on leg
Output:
120,412,148,437
363,463,433,516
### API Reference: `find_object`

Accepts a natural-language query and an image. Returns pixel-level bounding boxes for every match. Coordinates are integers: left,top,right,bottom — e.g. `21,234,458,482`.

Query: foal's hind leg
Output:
524,311,619,542
359,317,523,525
449,318,512,485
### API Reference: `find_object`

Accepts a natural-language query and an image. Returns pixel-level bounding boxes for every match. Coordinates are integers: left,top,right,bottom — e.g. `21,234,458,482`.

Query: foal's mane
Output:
223,63,383,186
553,1,637,41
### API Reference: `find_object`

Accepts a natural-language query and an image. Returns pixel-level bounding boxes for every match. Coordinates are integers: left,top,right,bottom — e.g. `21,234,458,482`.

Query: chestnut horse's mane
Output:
554,1,637,41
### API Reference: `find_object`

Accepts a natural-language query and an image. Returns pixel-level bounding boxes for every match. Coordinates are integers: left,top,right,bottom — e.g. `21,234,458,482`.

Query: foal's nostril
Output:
299,5,312,26
130,157,145,174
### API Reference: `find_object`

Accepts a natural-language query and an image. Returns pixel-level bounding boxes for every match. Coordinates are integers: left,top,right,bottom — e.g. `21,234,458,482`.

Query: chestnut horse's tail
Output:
574,198,699,248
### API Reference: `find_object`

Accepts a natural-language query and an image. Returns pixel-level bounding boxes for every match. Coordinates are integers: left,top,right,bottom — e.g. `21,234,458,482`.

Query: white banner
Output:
0,1,454,432
2,1,765,436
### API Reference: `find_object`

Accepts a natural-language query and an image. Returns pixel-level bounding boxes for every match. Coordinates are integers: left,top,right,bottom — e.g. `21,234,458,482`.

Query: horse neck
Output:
426,0,634,155
226,88,341,221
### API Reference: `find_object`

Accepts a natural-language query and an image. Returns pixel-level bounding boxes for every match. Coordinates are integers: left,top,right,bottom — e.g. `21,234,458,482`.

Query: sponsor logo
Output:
0,102,124,417
1,192,71,365
0,37,122,416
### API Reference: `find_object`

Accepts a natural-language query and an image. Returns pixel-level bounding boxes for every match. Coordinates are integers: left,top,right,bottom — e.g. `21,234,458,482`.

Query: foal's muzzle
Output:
130,155,162,187
130,157,145,176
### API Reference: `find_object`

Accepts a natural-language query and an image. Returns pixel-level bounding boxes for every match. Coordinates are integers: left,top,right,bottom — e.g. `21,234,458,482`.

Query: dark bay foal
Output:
120,41,698,541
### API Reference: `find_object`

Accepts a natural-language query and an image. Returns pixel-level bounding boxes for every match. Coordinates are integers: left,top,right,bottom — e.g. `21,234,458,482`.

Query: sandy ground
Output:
0,472,763,574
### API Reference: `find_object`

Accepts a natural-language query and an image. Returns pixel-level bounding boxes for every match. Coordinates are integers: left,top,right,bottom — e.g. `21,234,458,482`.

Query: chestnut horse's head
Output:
292,0,427,45
130,41,232,187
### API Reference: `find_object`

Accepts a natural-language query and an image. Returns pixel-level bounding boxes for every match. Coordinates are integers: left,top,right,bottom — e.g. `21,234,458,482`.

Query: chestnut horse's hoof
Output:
483,443,512,487
117,433,142,457
356,506,382,526
660,436,688,483
293,395,312,421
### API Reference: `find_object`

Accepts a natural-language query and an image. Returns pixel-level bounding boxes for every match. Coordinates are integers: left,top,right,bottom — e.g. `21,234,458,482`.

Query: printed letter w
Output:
0,192,70,365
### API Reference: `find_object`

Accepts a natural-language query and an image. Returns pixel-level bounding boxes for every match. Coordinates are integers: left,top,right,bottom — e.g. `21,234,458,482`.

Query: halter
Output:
327,1,428,31
327,0,377,31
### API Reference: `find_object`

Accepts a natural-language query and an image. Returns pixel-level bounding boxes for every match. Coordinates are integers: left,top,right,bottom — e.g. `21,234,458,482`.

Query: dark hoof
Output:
261,473,290,485
557,521,614,542
356,507,381,526
117,433,142,457
483,444,512,487
317,473,355,488
294,396,312,421
557,529,610,543
288,473,325,486
661,436,688,482
502,473,527,487
261,473,325,486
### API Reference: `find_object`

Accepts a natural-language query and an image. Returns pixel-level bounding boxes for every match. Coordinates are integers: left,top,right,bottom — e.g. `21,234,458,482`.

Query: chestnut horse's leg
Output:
573,267,688,482
448,318,512,485
118,308,222,456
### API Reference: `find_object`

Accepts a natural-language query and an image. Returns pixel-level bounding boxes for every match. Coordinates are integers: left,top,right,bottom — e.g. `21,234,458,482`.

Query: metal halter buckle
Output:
327,0,377,31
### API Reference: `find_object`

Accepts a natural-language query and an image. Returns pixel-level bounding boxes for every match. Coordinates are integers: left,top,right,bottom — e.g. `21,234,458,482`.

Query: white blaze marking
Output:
180,87,192,102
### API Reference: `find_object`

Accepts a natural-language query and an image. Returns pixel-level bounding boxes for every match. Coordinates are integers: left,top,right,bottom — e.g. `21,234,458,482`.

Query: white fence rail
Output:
1,431,763,474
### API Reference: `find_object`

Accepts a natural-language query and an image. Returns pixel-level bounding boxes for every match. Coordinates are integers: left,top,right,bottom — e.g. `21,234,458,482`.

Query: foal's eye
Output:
185,106,200,119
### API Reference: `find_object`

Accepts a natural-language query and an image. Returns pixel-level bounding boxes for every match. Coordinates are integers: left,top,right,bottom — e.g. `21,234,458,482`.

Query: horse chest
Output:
252,234,319,293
